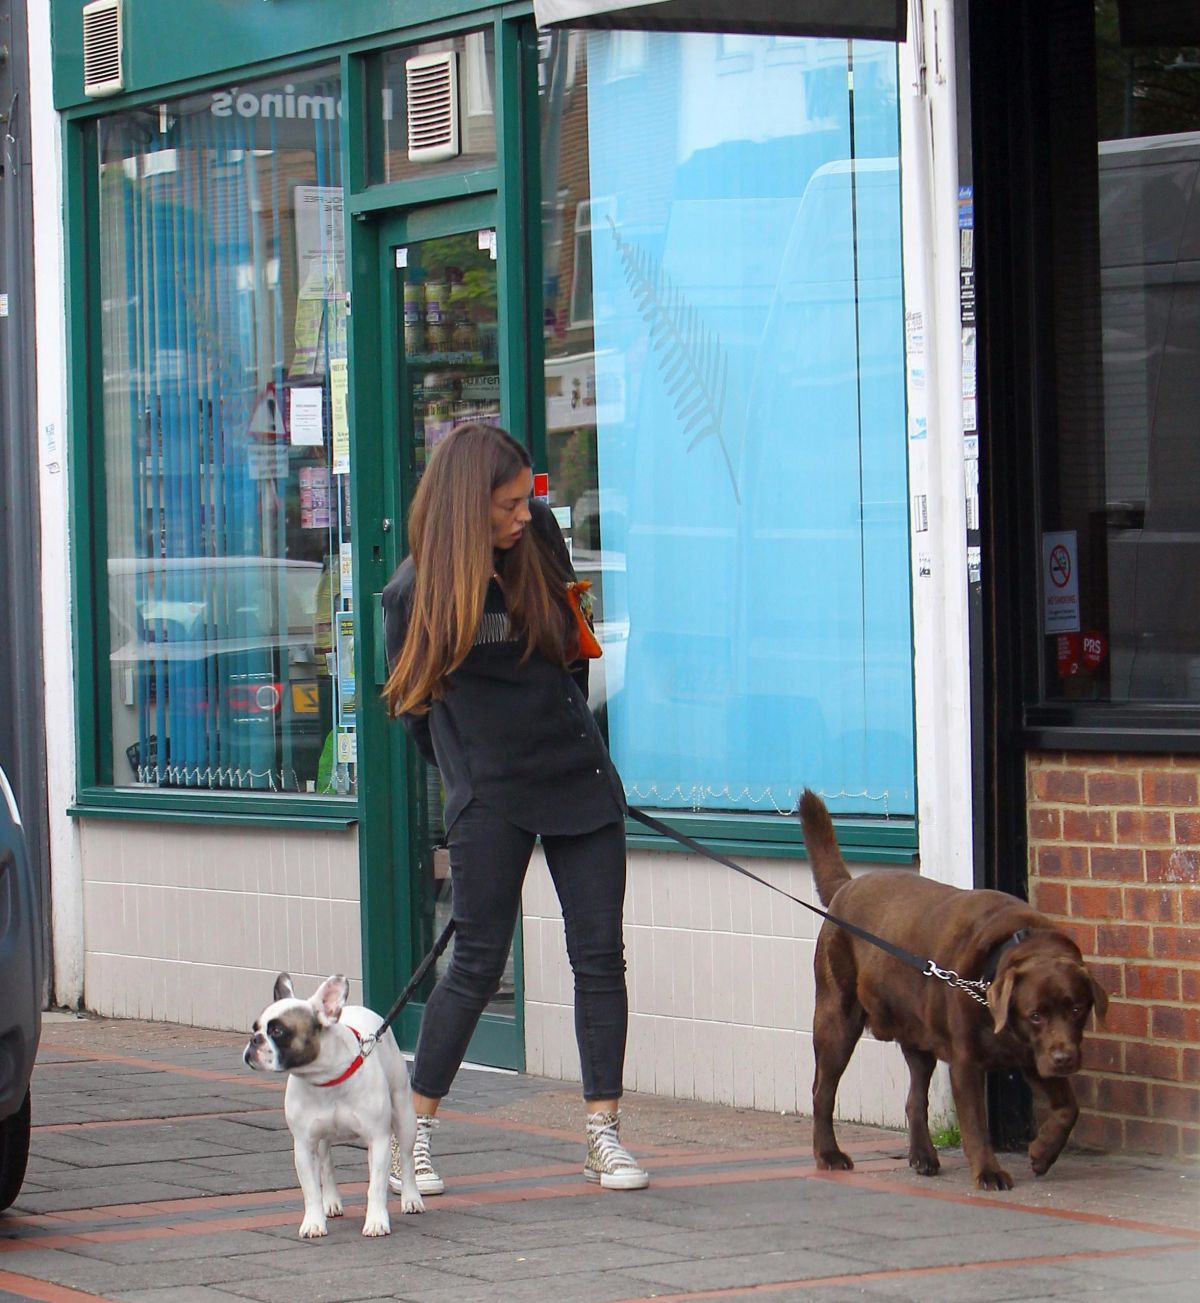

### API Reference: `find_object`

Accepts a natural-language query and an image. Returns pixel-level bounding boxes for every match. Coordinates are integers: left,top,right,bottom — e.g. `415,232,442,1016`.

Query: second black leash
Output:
626,807,992,1008
361,915,457,1058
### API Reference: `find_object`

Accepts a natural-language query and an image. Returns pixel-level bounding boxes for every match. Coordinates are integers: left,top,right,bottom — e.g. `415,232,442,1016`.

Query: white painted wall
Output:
901,0,975,896
27,0,83,1009
524,847,912,1126
78,821,363,1028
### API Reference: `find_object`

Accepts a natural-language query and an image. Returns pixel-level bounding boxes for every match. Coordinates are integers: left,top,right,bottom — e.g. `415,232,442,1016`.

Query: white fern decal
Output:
609,218,739,504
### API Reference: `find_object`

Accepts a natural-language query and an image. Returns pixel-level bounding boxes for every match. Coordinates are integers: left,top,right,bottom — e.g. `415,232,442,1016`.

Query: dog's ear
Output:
273,972,295,1002
1087,970,1109,1026
312,974,350,1024
988,966,1019,1034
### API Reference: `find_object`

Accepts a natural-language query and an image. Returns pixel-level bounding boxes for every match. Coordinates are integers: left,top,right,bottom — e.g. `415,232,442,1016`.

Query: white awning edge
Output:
531,0,908,43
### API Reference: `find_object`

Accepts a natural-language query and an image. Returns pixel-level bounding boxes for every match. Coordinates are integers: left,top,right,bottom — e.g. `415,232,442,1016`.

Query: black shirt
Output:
381,500,626,836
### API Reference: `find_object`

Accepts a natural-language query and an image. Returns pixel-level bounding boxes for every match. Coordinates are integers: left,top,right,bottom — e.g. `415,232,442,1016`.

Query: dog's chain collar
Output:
923,962,992,1008
925,929,1036,1009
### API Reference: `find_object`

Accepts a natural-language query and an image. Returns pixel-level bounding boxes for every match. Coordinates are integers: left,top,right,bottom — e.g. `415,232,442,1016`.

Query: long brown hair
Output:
383,423,573,717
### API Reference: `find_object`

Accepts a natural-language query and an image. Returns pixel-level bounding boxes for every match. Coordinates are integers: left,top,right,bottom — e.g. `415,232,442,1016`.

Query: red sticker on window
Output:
1082,632,1107,670
533,472,549,500
1056,633,1082,677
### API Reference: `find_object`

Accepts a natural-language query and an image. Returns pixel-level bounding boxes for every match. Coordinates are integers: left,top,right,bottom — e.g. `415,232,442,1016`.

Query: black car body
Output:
0,764,43,1211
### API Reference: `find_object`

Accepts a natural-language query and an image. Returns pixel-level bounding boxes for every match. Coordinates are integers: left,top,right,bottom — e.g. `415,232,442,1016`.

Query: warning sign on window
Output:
1042,531,1080,634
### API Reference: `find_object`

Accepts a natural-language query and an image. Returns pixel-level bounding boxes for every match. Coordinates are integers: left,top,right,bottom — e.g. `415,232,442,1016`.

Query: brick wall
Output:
1026,753,1199,1159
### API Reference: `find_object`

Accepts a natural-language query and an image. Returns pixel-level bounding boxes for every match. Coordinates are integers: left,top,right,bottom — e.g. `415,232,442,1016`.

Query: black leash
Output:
360,917,457,1058
362,804,994,1056
627,808,931,973
626,808,994,1008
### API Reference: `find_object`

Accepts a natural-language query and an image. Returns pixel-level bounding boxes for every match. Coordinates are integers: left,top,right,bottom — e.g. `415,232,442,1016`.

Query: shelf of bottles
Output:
402,230,501,472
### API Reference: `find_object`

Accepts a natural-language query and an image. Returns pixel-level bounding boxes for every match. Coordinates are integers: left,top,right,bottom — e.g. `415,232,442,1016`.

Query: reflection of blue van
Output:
739,158,912,810
1099,133,1200,699
107,556,326,788
611,154,912,812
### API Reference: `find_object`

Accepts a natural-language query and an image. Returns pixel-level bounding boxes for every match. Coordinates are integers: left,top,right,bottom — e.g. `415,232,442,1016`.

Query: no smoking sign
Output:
1042,531,1080,633
1048,544,1071,588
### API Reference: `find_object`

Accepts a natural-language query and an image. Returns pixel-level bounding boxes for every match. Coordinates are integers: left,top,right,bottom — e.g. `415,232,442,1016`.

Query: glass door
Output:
380,199,522,1069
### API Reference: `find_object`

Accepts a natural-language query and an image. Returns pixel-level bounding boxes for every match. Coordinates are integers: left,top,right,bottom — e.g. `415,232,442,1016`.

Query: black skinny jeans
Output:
410,802,629,1102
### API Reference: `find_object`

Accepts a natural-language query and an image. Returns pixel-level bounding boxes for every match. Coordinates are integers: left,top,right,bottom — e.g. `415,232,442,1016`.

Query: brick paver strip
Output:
600,1242,1198,1301
32,1108,283,1134
36,1044,284,1092
0,1157,902,1247
0,1271,118,1303
3,1155,1196,1257
811,1167,1200,1240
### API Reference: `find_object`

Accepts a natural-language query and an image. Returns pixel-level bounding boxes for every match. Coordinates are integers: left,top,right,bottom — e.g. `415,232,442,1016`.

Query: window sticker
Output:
1042,531,1080,634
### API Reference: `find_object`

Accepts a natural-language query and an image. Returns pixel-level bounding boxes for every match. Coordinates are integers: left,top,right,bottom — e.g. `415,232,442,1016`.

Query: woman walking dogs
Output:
381,422,648,1195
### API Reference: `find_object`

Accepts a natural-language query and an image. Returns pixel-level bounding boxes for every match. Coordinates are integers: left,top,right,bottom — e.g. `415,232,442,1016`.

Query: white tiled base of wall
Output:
79,820,362,1032
522,845,911,1128
78,819,917,1128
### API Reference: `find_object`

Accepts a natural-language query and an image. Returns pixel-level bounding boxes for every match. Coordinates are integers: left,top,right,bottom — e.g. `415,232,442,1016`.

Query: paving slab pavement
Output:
0,1013,1194,1302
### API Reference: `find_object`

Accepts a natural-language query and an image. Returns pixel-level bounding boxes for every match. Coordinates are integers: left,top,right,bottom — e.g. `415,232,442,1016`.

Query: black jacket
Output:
381,500,625,836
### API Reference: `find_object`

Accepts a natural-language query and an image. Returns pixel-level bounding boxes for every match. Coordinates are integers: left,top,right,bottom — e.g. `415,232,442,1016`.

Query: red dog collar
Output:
314,1025,365,1088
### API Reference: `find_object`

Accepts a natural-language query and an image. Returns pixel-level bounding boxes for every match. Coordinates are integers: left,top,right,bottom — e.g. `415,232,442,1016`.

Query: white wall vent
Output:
83,0,124,98
406,51,460,164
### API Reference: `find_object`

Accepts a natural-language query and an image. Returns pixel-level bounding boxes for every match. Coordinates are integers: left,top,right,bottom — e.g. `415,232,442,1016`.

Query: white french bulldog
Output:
244,972,424,1239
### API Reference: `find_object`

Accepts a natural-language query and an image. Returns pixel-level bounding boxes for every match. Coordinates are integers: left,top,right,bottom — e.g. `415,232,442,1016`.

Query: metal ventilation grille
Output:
406,51,460,164
83,0,124,97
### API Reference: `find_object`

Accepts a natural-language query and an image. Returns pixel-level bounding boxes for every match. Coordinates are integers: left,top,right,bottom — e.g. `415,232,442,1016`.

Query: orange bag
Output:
566,580,602,659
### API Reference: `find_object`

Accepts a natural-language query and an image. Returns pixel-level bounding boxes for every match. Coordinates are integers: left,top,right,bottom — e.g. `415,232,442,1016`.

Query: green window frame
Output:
60,11,514,830
56,3,915,859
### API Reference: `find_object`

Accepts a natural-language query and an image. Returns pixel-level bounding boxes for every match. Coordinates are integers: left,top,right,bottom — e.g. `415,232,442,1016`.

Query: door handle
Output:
373,595,388,686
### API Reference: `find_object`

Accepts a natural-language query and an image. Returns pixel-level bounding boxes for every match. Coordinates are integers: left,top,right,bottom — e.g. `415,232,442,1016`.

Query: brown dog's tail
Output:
798,788,851,906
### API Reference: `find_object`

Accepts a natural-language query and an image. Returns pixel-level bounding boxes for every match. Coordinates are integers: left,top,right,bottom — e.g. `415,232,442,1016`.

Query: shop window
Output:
98,65,355,795
370,30,496,185
569,198,611,328
539,32,913,819
1036,2,1200,714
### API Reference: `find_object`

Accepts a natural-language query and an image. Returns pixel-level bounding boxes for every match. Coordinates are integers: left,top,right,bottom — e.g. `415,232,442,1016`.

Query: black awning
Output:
532,1,908,43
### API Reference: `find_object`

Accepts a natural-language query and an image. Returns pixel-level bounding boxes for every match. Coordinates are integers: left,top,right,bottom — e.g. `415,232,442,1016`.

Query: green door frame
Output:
373,198,526,1067
347,12,537,1071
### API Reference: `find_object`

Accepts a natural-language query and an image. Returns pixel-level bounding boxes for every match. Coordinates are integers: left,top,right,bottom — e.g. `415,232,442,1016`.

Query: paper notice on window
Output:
336,612,356,726
299,466,331,529
294,186,345,302
248,444,289,481
290,297,325,376
336,730,357,765
339,544,353,603
1042,531,1080,633
290,387,324,447
330,357,349,474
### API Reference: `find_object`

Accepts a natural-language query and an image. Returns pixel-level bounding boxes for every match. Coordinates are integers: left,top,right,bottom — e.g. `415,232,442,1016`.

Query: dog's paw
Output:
399,1192,425,1215
815,1149,855,1172
908,1150,941,1177
974,1165,1014,1191
298,1216,328,1239
1028,1144,1059,1177
323,1195,344,1218
361,1215,391,1237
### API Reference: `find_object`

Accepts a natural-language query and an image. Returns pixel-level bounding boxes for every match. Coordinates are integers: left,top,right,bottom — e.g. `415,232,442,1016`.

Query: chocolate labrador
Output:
798,790,1107,1190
